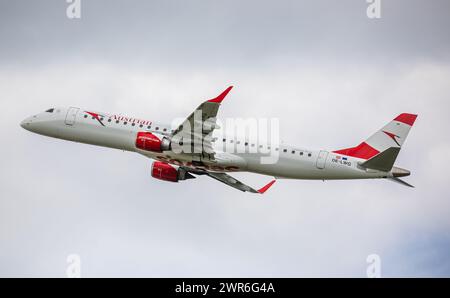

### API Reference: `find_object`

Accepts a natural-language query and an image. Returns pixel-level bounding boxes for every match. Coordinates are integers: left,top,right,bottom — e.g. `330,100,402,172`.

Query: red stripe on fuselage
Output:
333,142,379,160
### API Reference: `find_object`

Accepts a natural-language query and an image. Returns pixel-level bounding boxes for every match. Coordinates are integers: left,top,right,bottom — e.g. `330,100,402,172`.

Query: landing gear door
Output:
316,150,329,169
65,107,79,126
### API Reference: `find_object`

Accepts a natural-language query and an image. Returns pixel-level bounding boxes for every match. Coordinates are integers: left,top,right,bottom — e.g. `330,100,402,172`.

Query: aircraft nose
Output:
20,117,33,130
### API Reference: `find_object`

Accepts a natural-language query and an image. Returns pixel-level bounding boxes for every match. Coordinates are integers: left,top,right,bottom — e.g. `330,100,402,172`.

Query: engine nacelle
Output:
151,161,195,182
136,132,171,152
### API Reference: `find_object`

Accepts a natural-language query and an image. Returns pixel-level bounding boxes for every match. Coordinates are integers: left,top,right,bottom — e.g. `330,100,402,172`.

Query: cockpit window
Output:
45,108,54,113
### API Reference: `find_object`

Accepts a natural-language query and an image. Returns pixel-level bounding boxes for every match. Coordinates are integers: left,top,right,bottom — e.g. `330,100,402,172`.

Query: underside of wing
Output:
183,168,275,194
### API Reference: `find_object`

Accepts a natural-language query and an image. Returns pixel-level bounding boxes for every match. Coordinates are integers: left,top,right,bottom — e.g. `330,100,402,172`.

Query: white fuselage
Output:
20,107,392,181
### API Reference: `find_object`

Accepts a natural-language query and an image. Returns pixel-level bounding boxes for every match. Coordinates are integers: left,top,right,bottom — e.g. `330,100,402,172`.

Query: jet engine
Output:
136,132,171,152
151,161,195,182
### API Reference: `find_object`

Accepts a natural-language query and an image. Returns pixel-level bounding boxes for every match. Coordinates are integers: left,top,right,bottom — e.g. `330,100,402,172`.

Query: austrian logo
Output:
84,111,152,127
383,131,400,146
85,111,105,126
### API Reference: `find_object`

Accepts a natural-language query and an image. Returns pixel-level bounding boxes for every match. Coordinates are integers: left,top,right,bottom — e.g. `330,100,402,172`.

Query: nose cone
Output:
20,116,37,132
20,114,59,137
20,118,31,130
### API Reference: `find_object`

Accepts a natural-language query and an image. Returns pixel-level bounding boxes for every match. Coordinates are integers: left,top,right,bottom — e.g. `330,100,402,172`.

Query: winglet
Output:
257,179,276,194
208,86,233,103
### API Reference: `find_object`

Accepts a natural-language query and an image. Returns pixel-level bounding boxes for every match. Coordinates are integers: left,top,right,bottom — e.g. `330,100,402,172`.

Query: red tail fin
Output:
333,113,417,160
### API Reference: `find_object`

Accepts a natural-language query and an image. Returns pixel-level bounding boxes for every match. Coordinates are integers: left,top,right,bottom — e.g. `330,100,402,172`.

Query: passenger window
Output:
283,149,287,153
123,122,127,125
155,127,159,130
84,115,88,118
108,119,112,122
308,153,312,157
300,152,303,155
291,150,295,154
223,138,226,142
116,120,120,124
245,142,248,146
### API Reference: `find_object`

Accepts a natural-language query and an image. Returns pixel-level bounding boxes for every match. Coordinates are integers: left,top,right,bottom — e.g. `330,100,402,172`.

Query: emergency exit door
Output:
316,150,329,169
65,107,79,126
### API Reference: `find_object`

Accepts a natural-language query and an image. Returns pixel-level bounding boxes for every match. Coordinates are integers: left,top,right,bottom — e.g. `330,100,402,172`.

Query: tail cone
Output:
392,166,410,177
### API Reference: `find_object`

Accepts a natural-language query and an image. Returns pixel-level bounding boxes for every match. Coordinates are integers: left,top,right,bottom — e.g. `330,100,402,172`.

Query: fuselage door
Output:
316,150,329,169
65,107,79,126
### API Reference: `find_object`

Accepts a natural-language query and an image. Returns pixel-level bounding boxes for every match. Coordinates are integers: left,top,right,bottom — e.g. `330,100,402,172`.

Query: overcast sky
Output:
1,0,450,277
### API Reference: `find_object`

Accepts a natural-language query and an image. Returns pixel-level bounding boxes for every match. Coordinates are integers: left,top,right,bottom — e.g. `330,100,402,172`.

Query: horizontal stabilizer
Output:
388,177,414,188
360,147,400,172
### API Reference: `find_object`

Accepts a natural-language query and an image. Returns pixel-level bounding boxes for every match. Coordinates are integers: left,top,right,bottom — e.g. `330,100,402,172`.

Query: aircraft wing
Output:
199,171,276,194
170,86,233,160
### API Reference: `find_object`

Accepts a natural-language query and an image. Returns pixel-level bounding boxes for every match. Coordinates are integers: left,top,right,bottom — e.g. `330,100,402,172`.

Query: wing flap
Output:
170,86,233,159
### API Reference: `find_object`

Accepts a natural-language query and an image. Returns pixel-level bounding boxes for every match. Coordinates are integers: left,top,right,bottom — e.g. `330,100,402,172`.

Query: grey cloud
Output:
1,0,450,69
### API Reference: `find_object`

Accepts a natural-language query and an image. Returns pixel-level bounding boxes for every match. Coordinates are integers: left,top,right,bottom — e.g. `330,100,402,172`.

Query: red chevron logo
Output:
383,131,400,146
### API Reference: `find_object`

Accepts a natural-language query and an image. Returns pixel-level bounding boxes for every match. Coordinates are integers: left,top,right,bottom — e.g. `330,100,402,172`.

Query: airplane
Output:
20,86,417,194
